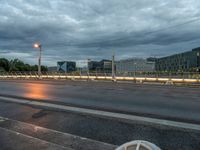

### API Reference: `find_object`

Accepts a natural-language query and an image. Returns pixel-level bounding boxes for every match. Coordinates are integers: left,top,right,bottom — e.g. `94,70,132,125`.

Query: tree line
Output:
0,58,48,72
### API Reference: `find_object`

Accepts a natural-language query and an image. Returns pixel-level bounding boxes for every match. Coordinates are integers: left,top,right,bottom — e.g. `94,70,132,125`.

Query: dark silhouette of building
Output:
155,47,200,72
48,66,57,72
88,59,112,72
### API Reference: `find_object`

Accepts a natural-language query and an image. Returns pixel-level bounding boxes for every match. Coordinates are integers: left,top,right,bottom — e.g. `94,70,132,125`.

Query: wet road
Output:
0,101,199,150
0,80,200,123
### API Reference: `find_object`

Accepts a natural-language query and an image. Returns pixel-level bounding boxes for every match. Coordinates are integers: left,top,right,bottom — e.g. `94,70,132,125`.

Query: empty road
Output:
0,80,199,123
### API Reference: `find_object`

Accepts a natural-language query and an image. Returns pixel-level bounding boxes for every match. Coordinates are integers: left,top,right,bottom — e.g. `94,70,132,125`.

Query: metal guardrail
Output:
0,72,200,84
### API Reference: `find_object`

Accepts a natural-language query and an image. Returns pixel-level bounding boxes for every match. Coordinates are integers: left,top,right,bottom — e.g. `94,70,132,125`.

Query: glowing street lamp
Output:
34,43,40,48
33,42,42,76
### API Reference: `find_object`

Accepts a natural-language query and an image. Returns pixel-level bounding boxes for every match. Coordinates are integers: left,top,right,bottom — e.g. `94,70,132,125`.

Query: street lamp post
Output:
112,52,115,80
33,43,42,76
134,62,137,77
87,59,91,75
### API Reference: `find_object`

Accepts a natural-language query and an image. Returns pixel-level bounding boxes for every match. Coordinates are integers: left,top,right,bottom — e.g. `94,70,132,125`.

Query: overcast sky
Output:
1,0,200,66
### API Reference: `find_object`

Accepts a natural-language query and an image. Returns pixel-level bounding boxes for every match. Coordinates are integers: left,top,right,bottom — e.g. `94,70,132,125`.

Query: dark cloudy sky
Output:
1,0,200,66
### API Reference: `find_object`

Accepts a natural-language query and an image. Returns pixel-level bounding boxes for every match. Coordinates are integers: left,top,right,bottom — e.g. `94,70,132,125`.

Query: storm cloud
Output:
1,0,200,66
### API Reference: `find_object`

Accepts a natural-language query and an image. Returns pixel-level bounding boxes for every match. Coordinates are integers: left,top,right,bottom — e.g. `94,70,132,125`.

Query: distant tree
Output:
0,58,10,72
30,65,38,71
0,57,48,72
9,59,25,71
30,65,48,72
24,64,31,71
41,65,48,72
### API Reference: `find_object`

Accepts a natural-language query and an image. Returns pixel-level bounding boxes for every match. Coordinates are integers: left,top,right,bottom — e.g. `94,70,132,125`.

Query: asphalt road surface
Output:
0,80,200,123
0,101,199,150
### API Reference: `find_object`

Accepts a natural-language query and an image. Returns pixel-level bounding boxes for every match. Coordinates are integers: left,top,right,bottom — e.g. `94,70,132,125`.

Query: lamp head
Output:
33,43,41,48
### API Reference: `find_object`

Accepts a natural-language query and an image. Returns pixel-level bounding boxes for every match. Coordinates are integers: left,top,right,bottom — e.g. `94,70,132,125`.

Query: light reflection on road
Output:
23,83,49,100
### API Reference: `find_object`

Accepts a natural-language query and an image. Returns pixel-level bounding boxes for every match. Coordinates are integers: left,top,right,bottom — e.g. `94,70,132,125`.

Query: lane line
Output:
0,96,200,131
0,127,72,150
0,117,6,122
0,116,117,149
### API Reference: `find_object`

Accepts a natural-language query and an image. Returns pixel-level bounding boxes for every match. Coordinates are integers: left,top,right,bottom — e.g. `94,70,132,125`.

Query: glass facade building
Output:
155,47,200,72
88,60,112,72
57,61,76,73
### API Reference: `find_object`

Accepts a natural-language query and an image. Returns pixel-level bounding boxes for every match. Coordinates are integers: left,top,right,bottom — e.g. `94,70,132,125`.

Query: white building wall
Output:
116,58,155,72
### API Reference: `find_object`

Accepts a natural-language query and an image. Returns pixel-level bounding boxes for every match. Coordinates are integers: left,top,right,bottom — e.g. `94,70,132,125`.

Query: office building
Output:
155,47,200,72
47,66,57,72
57,61,76,73
115,58,155,72
88,59,112,72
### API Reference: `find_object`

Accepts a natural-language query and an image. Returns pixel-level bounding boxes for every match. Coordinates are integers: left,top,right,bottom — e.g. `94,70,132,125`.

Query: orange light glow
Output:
24,83,49,100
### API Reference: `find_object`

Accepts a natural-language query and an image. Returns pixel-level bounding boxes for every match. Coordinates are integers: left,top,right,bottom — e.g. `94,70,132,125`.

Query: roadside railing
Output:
0,71,200,84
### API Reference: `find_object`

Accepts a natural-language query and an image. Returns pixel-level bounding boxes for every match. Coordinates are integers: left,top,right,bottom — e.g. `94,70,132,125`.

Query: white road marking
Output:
0,127,72,150
0,117,6,122
0,96,200,131
0,116,117,149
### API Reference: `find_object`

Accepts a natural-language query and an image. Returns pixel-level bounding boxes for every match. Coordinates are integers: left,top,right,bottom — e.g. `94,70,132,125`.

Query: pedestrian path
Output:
0,116,117,150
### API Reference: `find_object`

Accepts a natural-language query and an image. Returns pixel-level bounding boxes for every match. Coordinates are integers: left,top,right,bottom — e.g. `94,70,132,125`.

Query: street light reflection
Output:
24,83,49,100
33,126,43,132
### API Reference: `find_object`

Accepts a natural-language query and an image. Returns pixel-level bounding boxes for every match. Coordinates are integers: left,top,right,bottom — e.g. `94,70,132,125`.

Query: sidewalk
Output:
0,117,116,150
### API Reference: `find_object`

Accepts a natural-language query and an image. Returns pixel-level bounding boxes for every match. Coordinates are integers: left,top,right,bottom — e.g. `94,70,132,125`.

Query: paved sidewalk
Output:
0,127,72,150
0,117,116,150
